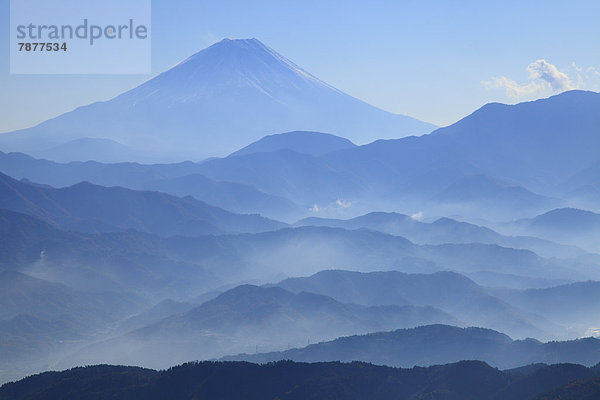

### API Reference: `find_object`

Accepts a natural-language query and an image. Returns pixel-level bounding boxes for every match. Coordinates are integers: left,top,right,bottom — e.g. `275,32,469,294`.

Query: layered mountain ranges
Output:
0,38,435,161
1,205,600,381
223,324,600,369
1,38,599,392
0,90,598,223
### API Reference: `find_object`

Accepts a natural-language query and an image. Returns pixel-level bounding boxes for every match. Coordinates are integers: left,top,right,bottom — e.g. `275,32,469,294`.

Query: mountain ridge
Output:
222,324,600,369
0,170,285,236
4,360,600,400
0,38,435,161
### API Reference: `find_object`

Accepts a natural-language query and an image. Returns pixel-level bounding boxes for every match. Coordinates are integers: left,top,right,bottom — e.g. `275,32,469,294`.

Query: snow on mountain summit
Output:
0,38,436,162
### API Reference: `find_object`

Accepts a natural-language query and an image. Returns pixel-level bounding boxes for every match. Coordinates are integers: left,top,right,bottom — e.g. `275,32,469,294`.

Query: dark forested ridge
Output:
535,376,600,400
2,360,600,400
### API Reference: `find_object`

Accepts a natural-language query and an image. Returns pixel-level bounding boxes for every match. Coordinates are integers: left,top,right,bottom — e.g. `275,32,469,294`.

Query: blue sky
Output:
1,0,599,133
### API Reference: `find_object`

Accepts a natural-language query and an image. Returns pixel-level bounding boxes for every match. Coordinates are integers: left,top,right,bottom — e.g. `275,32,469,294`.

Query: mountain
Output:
272,270,548,338
0,91,598,222
201,91,600,212
0,208,221,298
295,211,584,259
489,281,600,329
510,208,600,251
0,315,82,362
229,131,356,157
0,171,285,236
463,271,571,290
273,270,600,337
0,150,207,188
160,225,600,286
0,150,305,220
433,175,560,218
193,90,600,218
116,299,197,334
0,38,435,161
562,159,600,210
3,360,599,400
536,376,600,400
65,284,457,368
224,324,600,369
141,173,302,221
38,138,140,163
518,208,600,235
3,207,597,296
0,270,144,383
0,271,141,326
183,149,360,205
427,90,600,193
2,207,599,381
1,91,598,221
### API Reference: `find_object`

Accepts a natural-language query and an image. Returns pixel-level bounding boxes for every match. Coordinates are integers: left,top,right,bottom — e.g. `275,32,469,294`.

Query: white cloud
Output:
482,59,596,100
526,59,574,92
336,199,352,208
569,63,600,92
483,76,546,99
309,204,320,212
410,211,423,221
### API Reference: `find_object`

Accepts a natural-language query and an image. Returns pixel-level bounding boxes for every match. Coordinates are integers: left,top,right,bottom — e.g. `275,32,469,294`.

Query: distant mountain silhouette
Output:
0,271,140,326
0,151,304,220
159,225,599,284
224,324,600,369
116,299,197,334
0,315,81,362
141,173,302,221
433,174,560,217
0,270,143,381
165,90,600,218
0,171,285,236
296,211,584,258
428,90,600,192
65,284,457,369
2,206,597,299
511,208,600,251
0,38,434,161
0,150,206,188
522,208,600,234
562,159,600,209
2,207,599,382
1,91,598,221
38,138,140,163
490,281,600,328
3,360,599,400
272,269,547,338
229,131,356,157
273,269,600,340
187,149,359,204
0,208,221,298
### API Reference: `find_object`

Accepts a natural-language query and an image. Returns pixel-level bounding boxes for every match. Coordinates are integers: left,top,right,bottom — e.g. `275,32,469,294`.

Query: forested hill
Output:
2,360,600,400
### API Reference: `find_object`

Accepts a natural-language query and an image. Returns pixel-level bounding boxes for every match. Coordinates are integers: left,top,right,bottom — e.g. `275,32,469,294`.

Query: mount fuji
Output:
0,38,435,162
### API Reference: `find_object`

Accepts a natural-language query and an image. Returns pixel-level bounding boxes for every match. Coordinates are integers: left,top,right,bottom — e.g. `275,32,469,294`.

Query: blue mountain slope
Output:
193,90,599,217
0,171,285,236
0,90,597,221
229,131,356,157
223,324,600,370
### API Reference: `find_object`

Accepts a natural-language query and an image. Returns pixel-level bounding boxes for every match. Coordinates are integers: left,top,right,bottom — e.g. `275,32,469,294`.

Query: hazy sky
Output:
1,0,599,133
